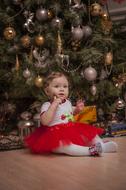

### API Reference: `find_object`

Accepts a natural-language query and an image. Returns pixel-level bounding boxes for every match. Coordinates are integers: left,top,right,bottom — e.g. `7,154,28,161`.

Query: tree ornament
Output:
83,25,92,39
35,76,43,88
36,8,48,22
83,66,97,81
23,68,31,78
90,3,102,16
71,40,80,51
20,35,31,48
51,17,62,29
23,11,35,33
3,26,16,40
34,35,45,46
101,11,109,21
115,98,125,110
105,52,113,65
48,10,54,19
57,31,62,54
90,84,97,96
70,0,86,11
15,54,20,71
72,26,84,41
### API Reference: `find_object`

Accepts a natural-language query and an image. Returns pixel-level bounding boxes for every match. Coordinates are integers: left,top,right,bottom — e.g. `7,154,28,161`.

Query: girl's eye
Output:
54,85,59,88
64,85,68,88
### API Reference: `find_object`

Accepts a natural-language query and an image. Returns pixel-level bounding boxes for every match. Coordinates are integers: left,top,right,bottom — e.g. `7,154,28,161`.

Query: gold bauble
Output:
48,10,53,19
3,26,16,40
101,11,109,21
90,3,102,16
105,52,113,65
34,35,45,46
20,35,31,48
35,76,43,87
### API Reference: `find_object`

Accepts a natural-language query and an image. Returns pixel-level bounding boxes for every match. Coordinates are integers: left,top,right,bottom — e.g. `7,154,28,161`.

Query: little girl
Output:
25,72,117,156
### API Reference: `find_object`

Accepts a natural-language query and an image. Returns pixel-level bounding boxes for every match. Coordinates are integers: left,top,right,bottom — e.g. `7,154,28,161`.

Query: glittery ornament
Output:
34,35,45,46
83,66,97,81
3,26,16,40
35,76,43,87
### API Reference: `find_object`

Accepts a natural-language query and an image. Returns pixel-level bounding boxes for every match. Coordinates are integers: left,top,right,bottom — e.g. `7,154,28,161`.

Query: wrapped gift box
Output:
74,105,97,124
108,122,126,136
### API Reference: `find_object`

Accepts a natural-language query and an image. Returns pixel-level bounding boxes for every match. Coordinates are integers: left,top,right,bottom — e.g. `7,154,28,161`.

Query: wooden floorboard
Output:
0,136,126,190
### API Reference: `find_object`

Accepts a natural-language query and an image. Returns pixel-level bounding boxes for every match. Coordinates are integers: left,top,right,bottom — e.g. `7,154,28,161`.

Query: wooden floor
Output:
0,136,126,190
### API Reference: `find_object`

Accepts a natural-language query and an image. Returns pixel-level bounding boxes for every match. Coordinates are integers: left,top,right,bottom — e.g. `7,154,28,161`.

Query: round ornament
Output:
35,76,43,87
34,35,45,46
83,66,97,81
23,68,31,78
105,52,113,65
17,120,34,128
90,84,97,96
3,26,16,40
36,8,48,22
20,35,31,48
83,25,92,39
51,17,62,29
90,3,102,16
115,98,125,110
48,10,54,19
101,11,109,21
72,26,84,41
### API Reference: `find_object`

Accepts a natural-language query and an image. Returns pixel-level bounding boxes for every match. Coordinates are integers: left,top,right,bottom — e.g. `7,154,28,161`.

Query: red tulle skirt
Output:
24,122,104,154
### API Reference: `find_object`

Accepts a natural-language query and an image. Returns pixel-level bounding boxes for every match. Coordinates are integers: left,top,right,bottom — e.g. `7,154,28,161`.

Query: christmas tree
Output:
0,0,126,133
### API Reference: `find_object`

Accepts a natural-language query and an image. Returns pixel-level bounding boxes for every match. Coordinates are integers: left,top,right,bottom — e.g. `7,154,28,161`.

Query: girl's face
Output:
45,76,69,100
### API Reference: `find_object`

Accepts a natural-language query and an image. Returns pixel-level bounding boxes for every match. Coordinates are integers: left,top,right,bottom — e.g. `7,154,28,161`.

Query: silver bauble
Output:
17,120,34,128
36,8,48,22
23,68,31,78
115,98,125,110
90,84,97,96
84,66,97,81
83,25,92,39
51,17,62,29
72,27,84,41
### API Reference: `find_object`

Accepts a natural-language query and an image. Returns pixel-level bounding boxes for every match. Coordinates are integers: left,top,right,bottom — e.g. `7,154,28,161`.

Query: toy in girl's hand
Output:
53,95,62,105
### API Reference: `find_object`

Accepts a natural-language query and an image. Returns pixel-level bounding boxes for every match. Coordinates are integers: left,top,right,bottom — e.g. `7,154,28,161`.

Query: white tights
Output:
53,135,117,156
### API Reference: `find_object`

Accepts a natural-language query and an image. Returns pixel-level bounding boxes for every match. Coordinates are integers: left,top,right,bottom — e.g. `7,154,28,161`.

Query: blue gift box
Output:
108,123,126,136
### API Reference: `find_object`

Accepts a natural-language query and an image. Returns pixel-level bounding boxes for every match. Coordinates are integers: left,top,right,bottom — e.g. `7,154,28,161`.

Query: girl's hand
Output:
52,96,62,105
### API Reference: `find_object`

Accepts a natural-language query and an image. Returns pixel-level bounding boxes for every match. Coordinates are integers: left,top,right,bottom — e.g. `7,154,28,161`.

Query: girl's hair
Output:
43,72,69,89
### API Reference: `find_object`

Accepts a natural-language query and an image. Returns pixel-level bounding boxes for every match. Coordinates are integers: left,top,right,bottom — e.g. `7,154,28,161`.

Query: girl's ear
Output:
44,87,49,95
